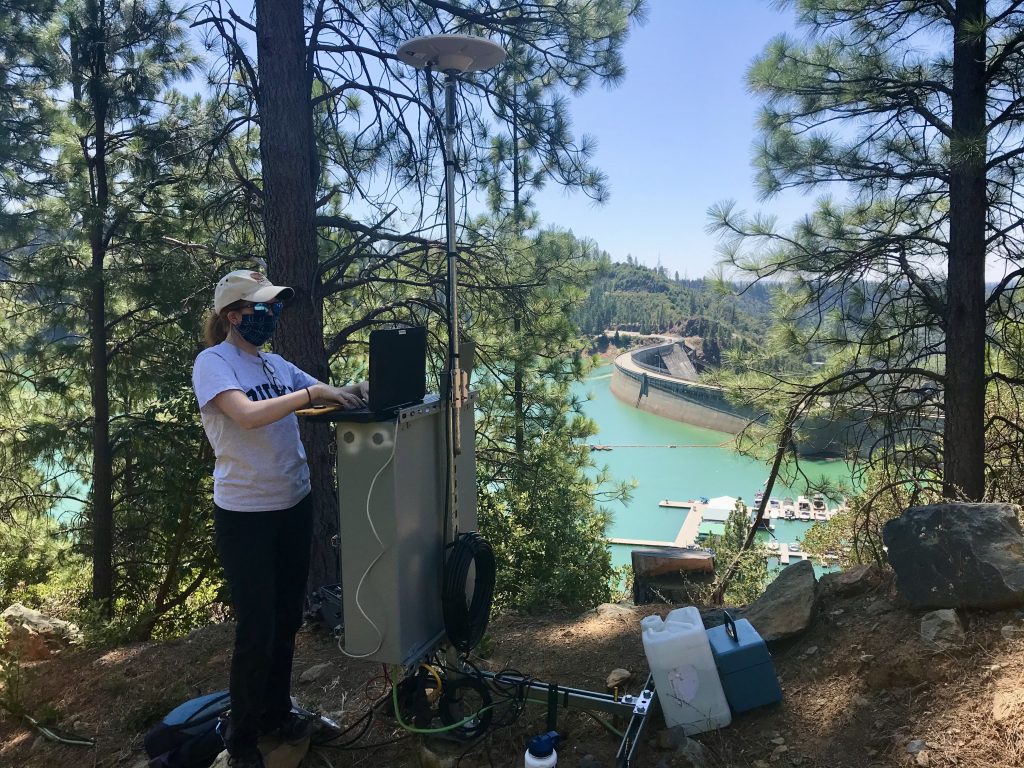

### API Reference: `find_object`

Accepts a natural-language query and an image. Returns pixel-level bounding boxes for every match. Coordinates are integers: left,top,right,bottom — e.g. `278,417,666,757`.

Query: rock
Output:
915,751,931,766
1001,624,1020,640
920,609,965,649
906,739,926,754
1,603,82,660
865,599,893,616
596,602,635,620
740,560,817,644
698,607,742,629
819,564,885,598
671,735,709,768
992,680,1024,723
753,761,770,768
803,645,818,656
852,694,871,707
299,662,333,684
657,726,710,766
859,654,875,663
418,742,457,768
770,744,789,762
770,736,786,745
883,503,1024,610
211,751,230,768
658,726,687,750
262,738,309,768
606,668,631,690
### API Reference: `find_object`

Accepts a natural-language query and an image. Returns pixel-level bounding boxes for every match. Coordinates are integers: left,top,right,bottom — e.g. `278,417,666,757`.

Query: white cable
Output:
339,421,400,659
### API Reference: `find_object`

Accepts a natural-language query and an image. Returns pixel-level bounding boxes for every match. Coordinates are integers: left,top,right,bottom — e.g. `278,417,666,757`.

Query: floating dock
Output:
609,501,703,549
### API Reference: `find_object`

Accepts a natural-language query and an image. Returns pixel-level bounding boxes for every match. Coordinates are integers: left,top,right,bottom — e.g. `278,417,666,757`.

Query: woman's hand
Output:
343,380,369,402
312,382,365,410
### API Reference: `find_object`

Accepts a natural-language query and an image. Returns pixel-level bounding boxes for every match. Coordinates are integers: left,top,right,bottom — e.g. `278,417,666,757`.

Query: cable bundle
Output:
442,531,495,653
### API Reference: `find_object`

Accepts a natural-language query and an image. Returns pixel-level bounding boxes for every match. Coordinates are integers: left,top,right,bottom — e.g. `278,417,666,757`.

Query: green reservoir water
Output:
575,365,853,570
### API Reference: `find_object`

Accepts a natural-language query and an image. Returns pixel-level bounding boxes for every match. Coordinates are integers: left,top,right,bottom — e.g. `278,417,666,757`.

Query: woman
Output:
192,269,366,767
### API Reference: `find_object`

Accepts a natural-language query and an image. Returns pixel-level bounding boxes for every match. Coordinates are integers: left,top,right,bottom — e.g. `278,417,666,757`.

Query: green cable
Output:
389,666,496,735
582,709,625,739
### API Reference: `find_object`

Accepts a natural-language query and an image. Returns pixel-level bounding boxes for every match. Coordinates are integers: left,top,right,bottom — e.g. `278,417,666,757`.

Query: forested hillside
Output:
575,257,776,365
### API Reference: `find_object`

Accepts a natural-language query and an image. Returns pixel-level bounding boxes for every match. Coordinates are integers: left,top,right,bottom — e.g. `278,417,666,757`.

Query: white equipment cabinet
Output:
321,394,476,666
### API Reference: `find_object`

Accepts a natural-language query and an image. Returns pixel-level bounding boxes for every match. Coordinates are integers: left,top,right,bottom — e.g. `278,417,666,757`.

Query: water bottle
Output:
524,731,559,768
641,606,731,734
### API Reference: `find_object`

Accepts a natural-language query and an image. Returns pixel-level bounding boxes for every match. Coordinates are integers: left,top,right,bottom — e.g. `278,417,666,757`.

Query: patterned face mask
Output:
235,306,279,346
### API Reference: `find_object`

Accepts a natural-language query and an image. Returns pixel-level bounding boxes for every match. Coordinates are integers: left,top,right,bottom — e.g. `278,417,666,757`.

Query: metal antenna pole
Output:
396,33,505,544
444,70,463,463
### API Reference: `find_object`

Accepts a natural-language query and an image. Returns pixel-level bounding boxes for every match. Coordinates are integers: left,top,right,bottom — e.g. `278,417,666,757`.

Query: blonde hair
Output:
202,300,246,347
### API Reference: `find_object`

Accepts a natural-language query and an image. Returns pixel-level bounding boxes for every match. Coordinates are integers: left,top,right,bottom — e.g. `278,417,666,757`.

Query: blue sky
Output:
531,1,810,279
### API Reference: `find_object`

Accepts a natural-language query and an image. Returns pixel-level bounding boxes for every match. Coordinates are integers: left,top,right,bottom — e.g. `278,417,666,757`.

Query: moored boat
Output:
797,496,812,520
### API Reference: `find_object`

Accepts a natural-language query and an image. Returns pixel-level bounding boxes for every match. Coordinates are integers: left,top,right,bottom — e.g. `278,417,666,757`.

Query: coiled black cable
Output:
442,531,496,653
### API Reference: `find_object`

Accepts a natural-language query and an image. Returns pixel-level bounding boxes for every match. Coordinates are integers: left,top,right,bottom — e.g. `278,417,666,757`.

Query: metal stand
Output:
479,672,659,767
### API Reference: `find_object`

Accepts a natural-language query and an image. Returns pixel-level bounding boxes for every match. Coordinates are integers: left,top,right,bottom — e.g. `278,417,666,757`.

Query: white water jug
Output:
642,607,732,734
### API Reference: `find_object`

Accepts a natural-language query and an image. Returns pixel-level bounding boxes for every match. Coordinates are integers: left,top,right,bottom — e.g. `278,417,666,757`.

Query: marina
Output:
574,363,854,573
610,493,846,570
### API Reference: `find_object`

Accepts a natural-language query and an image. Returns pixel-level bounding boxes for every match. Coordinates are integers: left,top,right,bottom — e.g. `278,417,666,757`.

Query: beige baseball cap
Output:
214,270,295,314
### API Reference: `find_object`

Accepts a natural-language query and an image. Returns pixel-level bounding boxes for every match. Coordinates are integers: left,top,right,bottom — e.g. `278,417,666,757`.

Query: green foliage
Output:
0,513,89,615
709,0,1024,499
702,501,769,606
800,472,936,568
574,259,779,365
0,1,228,639
467,227,632,611
0,0,650,645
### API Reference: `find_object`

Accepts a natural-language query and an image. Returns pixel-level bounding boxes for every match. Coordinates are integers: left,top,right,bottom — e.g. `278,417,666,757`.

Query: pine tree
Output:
710,0,1024,500
199,0,646,592
1,0,213,631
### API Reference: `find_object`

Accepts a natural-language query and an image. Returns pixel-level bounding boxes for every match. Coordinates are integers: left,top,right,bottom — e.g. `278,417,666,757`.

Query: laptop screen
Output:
367,326,427,413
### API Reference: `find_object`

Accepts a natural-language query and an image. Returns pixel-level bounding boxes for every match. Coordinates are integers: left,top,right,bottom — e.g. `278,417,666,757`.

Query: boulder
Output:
698,607,741,629
740,560,817,644
883,504,1024,610
1,603,82,660
819,564,885,598
919,609,965,649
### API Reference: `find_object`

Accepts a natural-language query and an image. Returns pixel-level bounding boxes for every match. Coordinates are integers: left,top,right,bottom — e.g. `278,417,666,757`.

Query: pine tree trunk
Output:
89,250,114,612
256,0,339,592
87,25,114,615
945,0,987,500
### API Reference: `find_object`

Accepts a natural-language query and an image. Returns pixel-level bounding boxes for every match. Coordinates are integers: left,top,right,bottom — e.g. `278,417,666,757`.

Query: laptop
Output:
340,326,427,422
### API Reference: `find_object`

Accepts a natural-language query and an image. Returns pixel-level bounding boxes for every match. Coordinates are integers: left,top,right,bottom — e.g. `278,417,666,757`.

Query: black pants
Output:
214,494,313,753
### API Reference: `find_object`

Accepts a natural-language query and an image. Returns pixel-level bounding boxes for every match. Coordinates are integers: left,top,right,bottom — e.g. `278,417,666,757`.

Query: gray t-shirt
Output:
192,341,319,512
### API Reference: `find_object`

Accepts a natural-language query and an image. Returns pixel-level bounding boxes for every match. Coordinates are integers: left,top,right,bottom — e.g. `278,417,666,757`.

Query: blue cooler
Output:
706,613,782,714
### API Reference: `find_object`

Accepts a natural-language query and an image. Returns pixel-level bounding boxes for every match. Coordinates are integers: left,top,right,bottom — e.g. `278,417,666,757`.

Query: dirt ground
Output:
3,579,1024,768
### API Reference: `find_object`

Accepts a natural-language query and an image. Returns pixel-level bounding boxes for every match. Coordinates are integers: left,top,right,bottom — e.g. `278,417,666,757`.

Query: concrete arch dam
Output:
610,340,855,458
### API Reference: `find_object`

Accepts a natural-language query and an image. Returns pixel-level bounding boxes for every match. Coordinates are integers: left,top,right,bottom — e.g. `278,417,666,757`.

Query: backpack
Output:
144,690,231,768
